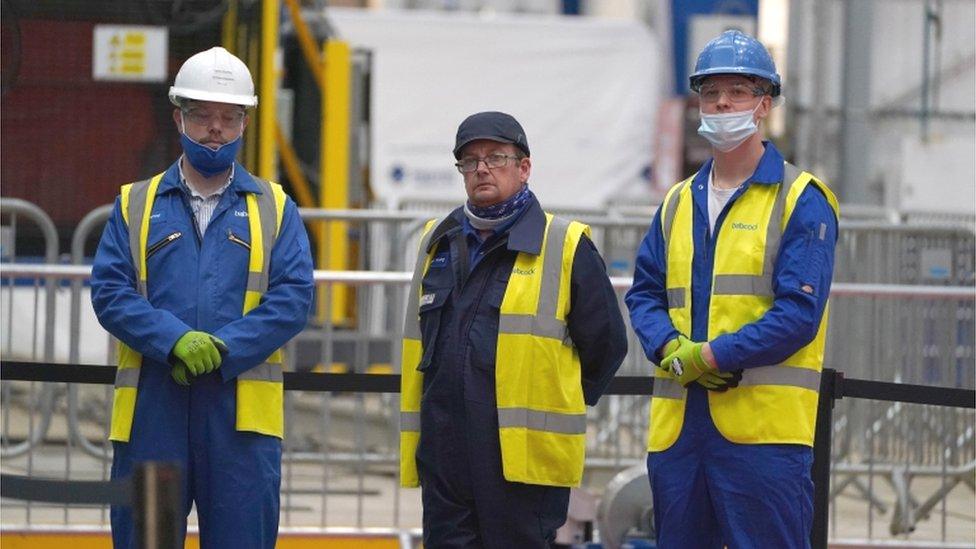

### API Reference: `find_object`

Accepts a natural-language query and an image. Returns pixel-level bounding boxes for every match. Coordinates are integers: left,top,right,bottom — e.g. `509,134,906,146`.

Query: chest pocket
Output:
417,286,451,372
144,223,186,286
464,265,511,374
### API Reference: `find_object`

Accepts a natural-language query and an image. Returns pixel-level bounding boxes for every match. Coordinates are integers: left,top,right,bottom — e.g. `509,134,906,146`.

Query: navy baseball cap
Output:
453,111,530,159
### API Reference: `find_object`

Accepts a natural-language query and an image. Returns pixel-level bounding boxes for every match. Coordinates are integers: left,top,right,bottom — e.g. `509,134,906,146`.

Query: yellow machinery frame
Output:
225,0,355,325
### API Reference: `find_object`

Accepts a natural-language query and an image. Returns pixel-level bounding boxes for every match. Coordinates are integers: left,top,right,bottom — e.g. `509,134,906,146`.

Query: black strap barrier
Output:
2,361,974,406
1,474,131,505
2,361,973,549
1,462,181,549
0,361,656,395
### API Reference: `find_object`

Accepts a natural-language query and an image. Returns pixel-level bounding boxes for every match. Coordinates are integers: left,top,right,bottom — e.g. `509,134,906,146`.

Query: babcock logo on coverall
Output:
731,222,759,231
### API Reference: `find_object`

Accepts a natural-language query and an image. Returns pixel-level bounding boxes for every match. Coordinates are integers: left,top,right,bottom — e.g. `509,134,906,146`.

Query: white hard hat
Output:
168,47,258,108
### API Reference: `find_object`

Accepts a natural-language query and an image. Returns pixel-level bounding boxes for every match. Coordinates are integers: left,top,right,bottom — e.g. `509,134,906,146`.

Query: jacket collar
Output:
691,140,786,190
426,195,547,256
156,160,263,196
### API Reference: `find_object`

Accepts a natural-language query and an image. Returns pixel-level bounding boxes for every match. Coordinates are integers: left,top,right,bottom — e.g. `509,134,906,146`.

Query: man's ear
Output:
520,157,532,184
756,95,773,122
173,108,183,133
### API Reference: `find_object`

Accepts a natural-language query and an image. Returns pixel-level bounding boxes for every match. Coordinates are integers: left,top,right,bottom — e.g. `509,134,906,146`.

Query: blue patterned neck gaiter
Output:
464,185,533,230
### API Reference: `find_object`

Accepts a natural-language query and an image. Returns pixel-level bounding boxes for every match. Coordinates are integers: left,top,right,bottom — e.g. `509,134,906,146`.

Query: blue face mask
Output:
179,114,243,177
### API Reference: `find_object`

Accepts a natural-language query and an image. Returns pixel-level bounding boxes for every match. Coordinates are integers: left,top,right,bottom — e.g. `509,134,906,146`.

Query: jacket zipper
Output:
145,231,183,259
227,229,251,250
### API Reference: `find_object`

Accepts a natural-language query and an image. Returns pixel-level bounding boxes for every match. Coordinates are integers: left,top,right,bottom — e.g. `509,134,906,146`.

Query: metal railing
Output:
0,199,61,464
1,196,974,543
1,263,973,544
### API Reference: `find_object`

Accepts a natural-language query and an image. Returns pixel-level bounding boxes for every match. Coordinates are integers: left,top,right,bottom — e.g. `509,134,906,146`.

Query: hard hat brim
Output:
169,86,258,108
689,67,782,96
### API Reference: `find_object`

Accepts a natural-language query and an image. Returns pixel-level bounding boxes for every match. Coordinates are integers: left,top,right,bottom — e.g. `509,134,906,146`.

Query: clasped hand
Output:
660,336,741,391
169,331,228,385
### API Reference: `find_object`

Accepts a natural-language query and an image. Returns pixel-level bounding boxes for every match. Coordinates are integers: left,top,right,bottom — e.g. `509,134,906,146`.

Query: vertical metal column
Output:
786,0,809,166
811,368,842,549
839,0,874,204
258,0,280,181
133,462,182,549
319,40,352,324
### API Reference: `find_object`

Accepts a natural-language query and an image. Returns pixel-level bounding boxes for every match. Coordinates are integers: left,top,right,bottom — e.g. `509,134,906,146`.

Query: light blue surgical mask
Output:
179,113,243,177
697,102,762,152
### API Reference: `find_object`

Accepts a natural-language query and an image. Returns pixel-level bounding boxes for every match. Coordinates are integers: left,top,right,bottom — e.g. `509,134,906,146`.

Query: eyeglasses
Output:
697,83,767,104
455,153,520,174
182,108,246,127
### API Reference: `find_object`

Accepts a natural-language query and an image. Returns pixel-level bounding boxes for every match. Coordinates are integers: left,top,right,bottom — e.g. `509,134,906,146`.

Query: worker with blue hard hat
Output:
90,46,313,548
626,30,840,547
399,111,628,547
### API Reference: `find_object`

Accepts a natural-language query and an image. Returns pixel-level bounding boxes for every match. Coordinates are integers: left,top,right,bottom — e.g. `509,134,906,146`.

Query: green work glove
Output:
171,361,191,386
660,335,720,387
659,338,681,361
695,369,742,392
171,331,226,376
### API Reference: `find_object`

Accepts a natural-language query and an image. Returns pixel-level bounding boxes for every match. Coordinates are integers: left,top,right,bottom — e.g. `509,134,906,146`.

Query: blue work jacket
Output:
91,160,314,383
625,142,839,371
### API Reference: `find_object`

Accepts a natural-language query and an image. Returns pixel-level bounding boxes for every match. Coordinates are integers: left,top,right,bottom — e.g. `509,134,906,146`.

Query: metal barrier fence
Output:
1,264,973,545
1,357,973,549
1,196,974,544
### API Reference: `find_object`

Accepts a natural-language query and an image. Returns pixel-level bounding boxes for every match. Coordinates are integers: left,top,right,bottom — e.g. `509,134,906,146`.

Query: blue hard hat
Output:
690,30,781,97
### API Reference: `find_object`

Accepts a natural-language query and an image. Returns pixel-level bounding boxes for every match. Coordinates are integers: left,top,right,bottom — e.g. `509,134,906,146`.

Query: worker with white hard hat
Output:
626,30,840,547
91,46,313,548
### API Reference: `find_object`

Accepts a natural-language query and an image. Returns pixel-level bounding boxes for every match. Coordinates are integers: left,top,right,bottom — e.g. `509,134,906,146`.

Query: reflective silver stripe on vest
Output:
497,407,587,435
251,178,281,294
403,226,438,341
666,288,686,308
712,274,773,297
740,365,820,391
400,411,421,432
126,180,152,297
247,271,269,293
651,377,685,399
497,314,568,341
760,163,798,276
662,179,691,251
498,216,571,343
238,363,283,382
114,367,140,388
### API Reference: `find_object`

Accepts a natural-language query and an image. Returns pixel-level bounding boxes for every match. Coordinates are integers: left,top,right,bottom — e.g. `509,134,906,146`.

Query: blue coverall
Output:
91,161,313,549
625,143,838,548
415,198,628,548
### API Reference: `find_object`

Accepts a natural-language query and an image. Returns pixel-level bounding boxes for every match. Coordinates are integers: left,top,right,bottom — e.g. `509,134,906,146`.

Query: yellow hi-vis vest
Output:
109,172,288,442
648,162,840,452
400,213,591,488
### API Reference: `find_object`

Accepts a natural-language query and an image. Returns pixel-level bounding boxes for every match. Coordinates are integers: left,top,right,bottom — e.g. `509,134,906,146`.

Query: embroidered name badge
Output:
420,293,435,306
234,210,248,217
429,254,448,268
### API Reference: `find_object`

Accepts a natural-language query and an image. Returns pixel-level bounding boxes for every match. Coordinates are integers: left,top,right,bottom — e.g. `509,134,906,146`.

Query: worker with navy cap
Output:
626,30,840,547
399,111,628,547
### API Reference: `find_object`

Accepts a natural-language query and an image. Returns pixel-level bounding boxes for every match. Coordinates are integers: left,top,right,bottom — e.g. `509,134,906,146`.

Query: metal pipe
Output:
839,0,874,204
0,198,60,459
3,263,975,300
66,205,114,461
